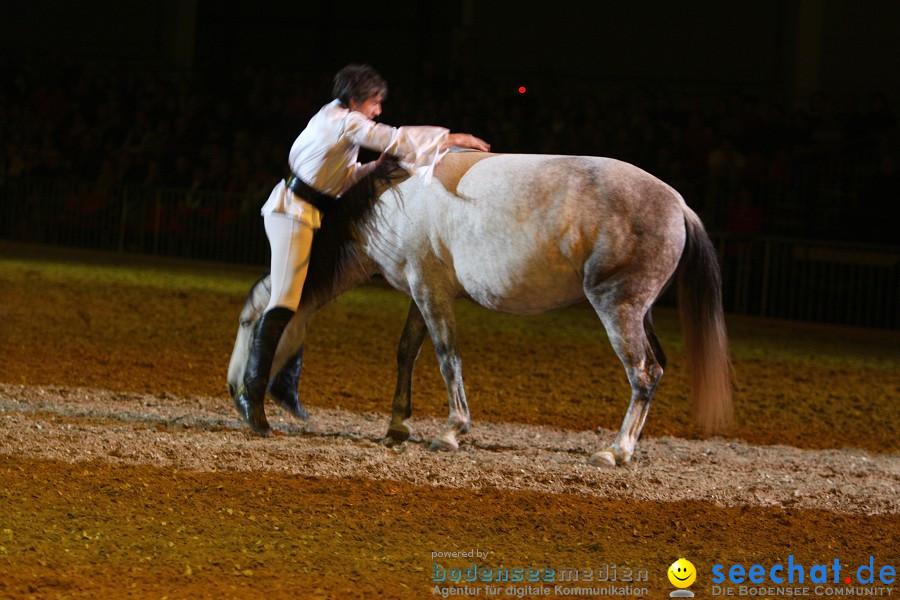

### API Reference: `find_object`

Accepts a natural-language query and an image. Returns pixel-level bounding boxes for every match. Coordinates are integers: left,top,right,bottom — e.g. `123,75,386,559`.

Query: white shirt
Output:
261,99,449,227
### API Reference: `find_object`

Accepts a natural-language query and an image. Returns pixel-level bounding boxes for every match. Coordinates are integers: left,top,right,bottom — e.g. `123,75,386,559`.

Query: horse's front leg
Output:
386,301,428,443
411,288,470,452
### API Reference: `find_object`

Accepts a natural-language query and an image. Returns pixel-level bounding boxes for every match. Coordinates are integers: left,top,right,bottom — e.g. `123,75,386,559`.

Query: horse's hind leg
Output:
387,302,428,443
586,292,664,467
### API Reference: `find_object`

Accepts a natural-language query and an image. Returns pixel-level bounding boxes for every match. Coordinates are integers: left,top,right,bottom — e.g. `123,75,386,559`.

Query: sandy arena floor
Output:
0,244,897,599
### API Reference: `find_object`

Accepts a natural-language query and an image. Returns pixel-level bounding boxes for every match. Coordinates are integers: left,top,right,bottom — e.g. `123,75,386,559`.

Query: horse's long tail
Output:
676,208,733,433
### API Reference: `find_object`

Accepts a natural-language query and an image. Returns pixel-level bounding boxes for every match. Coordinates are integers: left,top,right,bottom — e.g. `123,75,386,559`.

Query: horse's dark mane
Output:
300,159,406,304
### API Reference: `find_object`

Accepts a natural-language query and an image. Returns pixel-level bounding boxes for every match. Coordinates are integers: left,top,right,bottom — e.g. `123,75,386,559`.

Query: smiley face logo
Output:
668,558,697,588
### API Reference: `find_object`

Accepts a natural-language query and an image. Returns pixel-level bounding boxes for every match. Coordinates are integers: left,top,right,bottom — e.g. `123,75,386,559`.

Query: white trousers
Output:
264,212,314,311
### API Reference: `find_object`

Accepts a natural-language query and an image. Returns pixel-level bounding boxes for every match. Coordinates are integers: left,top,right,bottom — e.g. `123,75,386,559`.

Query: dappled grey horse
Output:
227,151,732,466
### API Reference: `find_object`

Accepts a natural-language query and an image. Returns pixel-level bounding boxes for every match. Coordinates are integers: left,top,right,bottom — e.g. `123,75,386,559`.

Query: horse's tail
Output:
676,207,733,433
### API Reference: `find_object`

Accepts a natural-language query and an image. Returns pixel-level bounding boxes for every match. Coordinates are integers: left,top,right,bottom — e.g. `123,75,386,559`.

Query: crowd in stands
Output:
1,55,897,243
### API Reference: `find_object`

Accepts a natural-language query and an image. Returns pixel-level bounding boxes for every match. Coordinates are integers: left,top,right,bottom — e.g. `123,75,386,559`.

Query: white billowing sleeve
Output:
343,113,449,183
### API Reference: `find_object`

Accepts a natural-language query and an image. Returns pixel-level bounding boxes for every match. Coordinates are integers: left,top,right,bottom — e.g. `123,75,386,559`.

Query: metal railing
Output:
1,177,897,329
0,178,269,265
711,235,898,329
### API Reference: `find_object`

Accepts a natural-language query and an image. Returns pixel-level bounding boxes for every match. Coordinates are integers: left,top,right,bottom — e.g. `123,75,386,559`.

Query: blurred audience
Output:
1,55,897,243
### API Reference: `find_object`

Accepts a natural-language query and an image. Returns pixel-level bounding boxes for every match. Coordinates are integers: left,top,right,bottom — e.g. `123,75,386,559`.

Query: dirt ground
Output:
0,244,898,599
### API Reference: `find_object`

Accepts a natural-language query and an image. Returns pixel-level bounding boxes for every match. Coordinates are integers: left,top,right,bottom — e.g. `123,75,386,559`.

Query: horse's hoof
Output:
428,437,458,452
251,423,274,438
387,423,412,443
588,450,617,468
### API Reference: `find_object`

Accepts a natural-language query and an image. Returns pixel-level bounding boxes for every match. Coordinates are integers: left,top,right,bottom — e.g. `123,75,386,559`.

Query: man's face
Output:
349,93,384,119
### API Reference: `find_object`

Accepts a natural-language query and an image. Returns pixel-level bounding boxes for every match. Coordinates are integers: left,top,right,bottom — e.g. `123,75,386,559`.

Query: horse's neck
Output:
304,253,377,313
336,254,379,293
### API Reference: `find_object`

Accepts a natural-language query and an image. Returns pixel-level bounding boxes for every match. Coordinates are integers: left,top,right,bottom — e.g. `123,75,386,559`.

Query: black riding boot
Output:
267,347,309,420
234,306,294,436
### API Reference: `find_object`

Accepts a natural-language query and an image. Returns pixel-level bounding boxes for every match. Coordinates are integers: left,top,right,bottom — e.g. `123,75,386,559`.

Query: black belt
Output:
285,174,336,213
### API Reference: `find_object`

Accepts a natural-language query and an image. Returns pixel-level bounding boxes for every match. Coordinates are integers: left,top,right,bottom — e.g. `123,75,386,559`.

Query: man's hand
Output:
442,133,491,152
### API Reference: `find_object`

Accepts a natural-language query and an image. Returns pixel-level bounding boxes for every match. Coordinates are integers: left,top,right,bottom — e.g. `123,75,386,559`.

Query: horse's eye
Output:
240,319,252,328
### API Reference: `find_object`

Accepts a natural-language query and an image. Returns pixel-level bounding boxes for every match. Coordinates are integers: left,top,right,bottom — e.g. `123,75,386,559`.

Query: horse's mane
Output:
300,158,407,304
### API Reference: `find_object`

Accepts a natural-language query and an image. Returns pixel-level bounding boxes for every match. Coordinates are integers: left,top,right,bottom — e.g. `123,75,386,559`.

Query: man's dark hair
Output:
333,64,388,106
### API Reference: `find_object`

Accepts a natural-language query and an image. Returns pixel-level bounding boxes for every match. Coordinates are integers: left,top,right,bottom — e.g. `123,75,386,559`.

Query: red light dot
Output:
518,86,527,94
846,577,851,584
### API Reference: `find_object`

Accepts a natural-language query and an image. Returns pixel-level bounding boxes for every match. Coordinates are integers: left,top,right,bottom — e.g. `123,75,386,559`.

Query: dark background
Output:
1,0,898,243
1,1,898,327
4,1,900,102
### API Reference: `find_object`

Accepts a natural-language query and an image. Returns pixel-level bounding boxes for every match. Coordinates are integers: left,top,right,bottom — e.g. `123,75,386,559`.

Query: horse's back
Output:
377,153,687,314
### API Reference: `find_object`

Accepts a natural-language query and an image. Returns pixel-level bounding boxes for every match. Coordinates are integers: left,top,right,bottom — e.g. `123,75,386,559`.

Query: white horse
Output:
227,151,732,466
